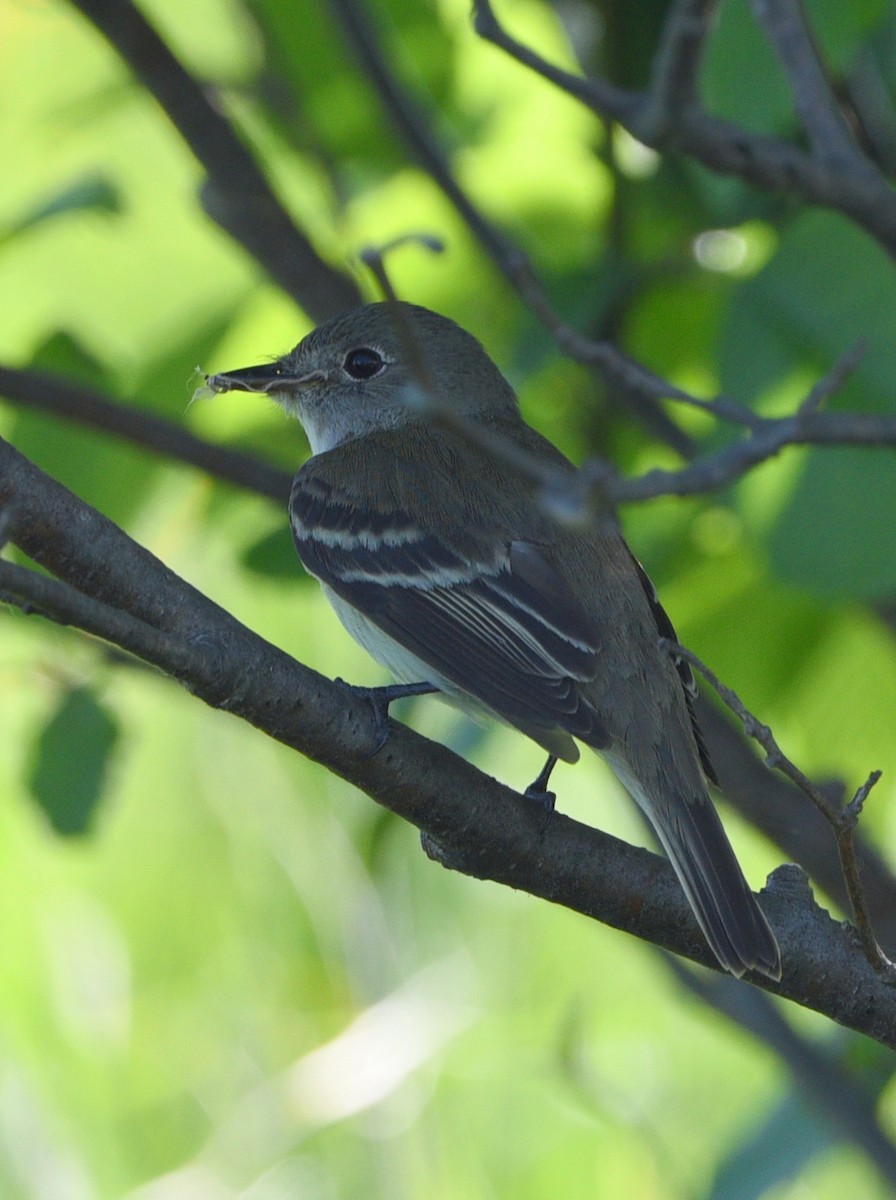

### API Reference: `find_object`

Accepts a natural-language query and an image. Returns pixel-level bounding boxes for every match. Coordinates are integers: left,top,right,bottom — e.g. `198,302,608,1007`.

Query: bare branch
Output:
474,0,638,121
608,404,896,502
750,0,879,177
68,0,359,320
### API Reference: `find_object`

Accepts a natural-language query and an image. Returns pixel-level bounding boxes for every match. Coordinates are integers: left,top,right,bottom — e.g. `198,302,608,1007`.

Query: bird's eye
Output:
343,347,385,380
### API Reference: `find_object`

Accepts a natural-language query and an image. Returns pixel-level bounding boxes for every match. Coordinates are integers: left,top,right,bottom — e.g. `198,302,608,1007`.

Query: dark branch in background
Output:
67,0,360,320
640,0,718,135
473,0,896,260
667,957,896,1189
0,365,292,503
749,0,879,176
668,640,891,974
4,432,896,1047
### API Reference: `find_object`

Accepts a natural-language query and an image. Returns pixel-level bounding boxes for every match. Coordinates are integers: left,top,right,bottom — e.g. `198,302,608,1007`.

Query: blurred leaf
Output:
0,173,122,250
709,1034,894,1200
702,0,795,133
811,0,889,73
719,211,896,598
721,211,896,407
769,448,896,600
28,687,120,836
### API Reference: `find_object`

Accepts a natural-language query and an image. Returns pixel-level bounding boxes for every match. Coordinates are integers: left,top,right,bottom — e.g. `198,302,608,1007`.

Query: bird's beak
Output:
205,363,329,394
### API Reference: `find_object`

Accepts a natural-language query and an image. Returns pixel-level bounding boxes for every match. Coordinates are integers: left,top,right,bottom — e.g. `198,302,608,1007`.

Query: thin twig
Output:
664,638,893,974
797,338,867,412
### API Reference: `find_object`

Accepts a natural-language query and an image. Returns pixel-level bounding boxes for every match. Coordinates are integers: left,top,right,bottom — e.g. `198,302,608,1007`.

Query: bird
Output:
206,301,781,980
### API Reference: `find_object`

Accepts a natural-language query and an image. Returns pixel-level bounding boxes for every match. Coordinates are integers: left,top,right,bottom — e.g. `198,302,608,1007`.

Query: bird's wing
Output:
290,469,610,753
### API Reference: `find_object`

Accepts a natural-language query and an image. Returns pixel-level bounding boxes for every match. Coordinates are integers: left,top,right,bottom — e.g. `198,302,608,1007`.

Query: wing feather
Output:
291,471,610,748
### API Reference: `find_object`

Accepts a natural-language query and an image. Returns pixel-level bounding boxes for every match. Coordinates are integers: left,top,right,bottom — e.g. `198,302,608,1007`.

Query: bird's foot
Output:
524,754,558,809
524,754,558,831
337,679,438,758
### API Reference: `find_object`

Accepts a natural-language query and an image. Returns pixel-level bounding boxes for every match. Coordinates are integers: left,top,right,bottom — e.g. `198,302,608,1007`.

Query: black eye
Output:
343,347,385,380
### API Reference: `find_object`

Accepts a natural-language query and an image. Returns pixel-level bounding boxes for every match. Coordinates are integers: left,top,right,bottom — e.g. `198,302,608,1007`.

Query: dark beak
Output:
205,362,287,394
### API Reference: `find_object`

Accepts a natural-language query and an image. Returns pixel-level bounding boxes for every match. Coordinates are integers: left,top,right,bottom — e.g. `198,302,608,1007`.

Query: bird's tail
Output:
605,753,781,979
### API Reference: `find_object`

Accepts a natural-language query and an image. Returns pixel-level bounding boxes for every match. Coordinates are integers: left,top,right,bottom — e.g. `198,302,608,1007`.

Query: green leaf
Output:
721,211,896,408
769,448,896,600
28,687,119,836
0,173,122,249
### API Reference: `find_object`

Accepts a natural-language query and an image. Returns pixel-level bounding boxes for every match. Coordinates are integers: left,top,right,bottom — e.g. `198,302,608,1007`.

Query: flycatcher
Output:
207,302,781,980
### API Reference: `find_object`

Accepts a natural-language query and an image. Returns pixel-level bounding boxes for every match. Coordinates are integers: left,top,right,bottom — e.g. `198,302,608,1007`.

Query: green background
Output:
2,0,896,1196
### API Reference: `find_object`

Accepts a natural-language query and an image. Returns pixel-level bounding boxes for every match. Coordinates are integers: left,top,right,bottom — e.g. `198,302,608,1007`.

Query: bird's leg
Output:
337,679,439,758
524,754,558,812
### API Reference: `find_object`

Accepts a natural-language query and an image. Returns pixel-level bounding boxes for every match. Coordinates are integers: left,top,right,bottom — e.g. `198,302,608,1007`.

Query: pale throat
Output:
275,390,405,455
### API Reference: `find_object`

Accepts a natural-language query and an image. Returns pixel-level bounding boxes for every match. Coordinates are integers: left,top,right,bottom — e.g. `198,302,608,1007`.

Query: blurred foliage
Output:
1,0,896,1198
28,686,120,836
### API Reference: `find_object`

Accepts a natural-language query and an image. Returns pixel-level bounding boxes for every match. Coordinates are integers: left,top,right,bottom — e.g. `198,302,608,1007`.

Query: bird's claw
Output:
337,679,438,758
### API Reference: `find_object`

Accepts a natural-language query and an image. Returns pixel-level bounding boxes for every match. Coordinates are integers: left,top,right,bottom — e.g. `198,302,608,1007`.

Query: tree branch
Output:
749,0,878,177
67,0,360,320
5,434,896,1046
640,0,720,138
473,0,896,260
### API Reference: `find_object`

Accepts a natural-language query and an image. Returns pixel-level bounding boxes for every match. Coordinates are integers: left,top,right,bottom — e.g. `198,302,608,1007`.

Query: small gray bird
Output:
207,302,780,980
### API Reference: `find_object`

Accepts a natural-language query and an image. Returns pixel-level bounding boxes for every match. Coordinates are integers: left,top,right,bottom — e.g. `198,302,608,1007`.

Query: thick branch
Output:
67,0,360,319
4,434,896,1046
